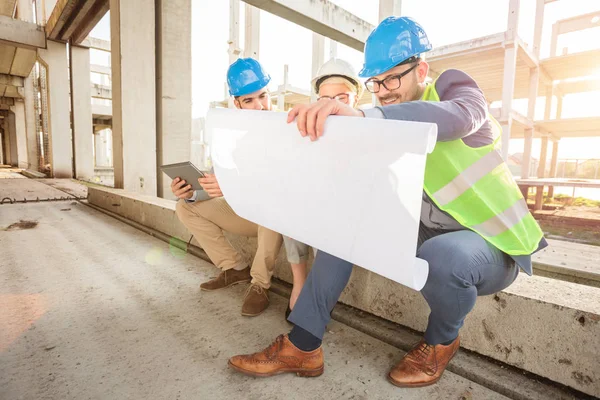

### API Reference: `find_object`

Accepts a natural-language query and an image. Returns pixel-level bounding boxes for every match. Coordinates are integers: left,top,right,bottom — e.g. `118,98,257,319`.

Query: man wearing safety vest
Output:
228,17,547,387
173,58,283,317
283,57,364,319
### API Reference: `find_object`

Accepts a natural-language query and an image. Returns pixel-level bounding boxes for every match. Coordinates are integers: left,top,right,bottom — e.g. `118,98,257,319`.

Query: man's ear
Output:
417,61,429,84
233,98,241,109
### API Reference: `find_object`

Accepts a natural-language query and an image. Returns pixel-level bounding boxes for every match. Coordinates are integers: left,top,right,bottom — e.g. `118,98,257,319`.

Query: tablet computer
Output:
160,161,206,191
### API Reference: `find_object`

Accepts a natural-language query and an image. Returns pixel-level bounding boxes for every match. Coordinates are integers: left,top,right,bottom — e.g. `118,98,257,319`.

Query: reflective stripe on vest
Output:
421,81,543,255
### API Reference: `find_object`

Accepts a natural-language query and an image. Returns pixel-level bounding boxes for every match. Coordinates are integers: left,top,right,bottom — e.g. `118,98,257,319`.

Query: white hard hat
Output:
311,58,363,99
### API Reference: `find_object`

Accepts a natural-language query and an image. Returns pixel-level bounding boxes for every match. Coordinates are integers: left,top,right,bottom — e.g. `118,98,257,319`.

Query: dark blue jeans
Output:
288,227,519,345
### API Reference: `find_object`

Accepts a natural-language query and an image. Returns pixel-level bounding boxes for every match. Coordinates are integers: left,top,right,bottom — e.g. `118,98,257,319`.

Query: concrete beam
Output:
91,83,111,99
1,85,24,97
66,1,109,44
81,37,110,52
0,96,15,105
0,73,24,87
0,14,46,49
46,0,109,44
92,116,111,126
92,102,111,117
0,43,15,73
91,63,110,75
10,47,37,76
556,10,600,36
241,0,374,52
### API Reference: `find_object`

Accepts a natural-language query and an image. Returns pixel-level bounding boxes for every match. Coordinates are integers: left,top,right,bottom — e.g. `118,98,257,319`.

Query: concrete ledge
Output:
532,239,600,288
87,186,600,397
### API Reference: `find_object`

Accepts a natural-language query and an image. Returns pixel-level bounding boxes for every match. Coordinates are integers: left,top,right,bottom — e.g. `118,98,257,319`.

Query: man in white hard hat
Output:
282,58,363,319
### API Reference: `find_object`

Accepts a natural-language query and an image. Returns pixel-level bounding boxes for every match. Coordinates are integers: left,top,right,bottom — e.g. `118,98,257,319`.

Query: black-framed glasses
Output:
365,63,419,93
317,93,351,103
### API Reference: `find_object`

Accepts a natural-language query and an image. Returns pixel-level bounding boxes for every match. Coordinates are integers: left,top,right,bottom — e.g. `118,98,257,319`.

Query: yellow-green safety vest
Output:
422,81,543,256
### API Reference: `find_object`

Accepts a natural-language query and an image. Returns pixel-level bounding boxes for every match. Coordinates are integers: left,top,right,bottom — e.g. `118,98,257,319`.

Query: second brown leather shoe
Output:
241,284,269,316
388,337,460,388
228,334,324,377
199,267,250,291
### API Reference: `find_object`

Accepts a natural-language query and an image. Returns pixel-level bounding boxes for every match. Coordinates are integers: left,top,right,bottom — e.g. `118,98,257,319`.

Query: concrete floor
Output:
0,200,509,400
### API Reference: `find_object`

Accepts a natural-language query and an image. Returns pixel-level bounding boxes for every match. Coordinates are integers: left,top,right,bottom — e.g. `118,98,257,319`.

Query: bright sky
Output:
90,0,600,160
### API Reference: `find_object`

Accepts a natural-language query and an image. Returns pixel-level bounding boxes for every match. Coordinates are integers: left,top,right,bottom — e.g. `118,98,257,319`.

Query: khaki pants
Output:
175,198,282,289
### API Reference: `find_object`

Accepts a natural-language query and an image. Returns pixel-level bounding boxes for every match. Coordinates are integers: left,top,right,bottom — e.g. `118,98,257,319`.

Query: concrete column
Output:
500,0,520,161
379,0,402,21
532,0,545,58
11,101,28,169
17,0,38,171
277,65,288,111
534,135,549,210
244,3,260,59
38,40,72,178
1,117,11,165
329,39,337,59
94,128,113,167
0,124,4,165
17,0,33,21
548,139,559,198
7,111,18,166
23,73,38,171
538,137,549,178
228,0,241,109
550,23,559,57
311,33,325,102
543,86,553,120
156,0,192,199
69,45,94,181
556,95,563,118
521,129,533,179
110,0,157,195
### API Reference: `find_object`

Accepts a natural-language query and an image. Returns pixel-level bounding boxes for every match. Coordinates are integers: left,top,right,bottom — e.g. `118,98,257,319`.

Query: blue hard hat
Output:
358,16,432,78
227,58,271,97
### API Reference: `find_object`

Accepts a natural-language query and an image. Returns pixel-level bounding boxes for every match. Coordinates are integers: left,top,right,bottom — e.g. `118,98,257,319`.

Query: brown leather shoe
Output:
241,284,269,316
388,337,460,388
228,334,324,377
199,267,250,291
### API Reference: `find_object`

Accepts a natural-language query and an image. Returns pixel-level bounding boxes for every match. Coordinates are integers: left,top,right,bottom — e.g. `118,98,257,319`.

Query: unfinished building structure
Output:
1,0,599,398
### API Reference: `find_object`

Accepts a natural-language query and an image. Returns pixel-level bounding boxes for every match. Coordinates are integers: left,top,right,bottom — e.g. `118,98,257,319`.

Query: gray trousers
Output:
288,225,519,345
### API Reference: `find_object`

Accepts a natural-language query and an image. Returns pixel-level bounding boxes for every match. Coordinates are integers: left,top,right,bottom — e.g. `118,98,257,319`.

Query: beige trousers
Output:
175,198,282,289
